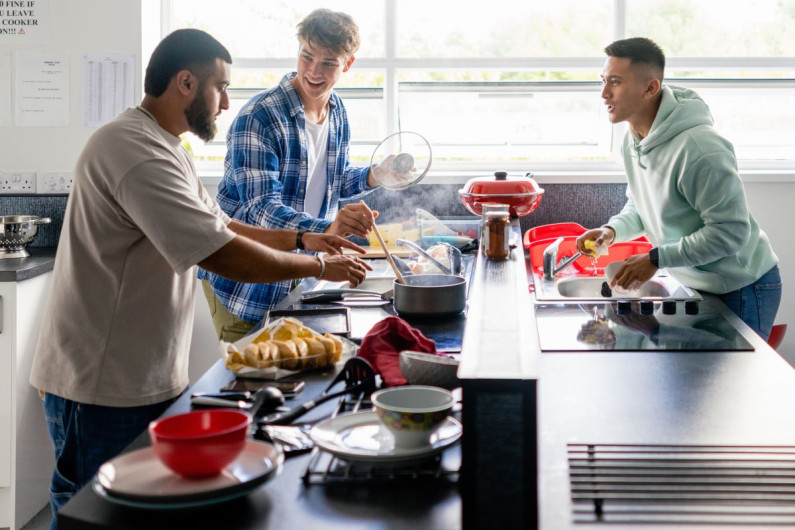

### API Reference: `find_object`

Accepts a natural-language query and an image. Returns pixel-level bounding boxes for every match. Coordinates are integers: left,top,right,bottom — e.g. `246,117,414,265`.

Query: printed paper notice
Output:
82,54,134,127
0,0,50,43
15,51,68,126
0,51,10,125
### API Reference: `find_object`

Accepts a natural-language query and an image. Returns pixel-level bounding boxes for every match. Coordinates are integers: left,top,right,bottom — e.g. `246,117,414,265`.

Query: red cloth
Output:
358,316,437,386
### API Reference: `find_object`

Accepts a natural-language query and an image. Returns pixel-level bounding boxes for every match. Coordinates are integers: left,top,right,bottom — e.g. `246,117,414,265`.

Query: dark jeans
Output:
42,392,180,529
716,265,782,341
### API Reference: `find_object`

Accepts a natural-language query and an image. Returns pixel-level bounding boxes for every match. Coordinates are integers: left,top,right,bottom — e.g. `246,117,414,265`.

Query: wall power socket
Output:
0,171,36,194
39,171,74,194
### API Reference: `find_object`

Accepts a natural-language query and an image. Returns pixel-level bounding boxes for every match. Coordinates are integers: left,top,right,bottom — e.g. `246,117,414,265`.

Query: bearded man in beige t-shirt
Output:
29,29,373,524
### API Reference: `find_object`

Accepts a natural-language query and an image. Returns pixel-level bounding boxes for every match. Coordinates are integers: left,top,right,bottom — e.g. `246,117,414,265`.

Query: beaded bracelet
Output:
315,254,326,279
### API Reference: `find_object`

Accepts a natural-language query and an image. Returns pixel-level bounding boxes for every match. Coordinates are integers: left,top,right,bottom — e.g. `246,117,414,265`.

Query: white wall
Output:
0,0,143,174
743,181,795,363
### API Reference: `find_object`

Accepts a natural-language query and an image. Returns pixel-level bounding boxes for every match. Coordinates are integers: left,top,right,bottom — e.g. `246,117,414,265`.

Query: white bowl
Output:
399,351,460,390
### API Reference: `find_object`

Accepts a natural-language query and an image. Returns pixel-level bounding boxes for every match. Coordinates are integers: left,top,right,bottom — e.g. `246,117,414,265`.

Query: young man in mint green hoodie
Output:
576,37,781,340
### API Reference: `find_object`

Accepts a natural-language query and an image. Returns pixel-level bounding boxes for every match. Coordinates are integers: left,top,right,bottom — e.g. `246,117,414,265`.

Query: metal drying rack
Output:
301,390,461,486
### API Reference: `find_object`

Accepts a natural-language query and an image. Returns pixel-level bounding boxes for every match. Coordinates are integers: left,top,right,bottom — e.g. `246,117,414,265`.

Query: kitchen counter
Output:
0,247,56,282
56,225,795,529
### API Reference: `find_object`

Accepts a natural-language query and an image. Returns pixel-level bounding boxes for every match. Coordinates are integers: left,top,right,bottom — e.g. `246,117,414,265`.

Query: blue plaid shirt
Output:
198,73,373,323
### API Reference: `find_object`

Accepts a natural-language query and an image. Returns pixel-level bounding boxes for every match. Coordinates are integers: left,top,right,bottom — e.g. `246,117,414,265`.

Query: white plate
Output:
309,411,462,463
93,440,282,509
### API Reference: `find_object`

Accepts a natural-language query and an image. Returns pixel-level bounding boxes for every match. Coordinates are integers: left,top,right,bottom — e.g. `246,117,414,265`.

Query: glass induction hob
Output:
534,299,754,352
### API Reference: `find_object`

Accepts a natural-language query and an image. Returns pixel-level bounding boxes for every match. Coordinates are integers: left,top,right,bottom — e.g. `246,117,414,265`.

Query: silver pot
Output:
0,215,51,258
393,274,467,317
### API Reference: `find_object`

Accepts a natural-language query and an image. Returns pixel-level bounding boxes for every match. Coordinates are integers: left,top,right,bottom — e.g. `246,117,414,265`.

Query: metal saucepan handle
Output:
33,217,51,225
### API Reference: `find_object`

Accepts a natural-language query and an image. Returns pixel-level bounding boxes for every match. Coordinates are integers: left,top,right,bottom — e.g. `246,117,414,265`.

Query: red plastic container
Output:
148,409,251,478
528,236,652,277
522,222,587,249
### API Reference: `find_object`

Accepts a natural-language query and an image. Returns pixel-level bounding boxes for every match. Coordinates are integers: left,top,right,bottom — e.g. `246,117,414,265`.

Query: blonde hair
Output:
297,8,360,58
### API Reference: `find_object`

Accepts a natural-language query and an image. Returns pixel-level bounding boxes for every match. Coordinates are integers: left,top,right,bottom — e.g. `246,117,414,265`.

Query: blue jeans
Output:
42,392,180,529
715,265,782,341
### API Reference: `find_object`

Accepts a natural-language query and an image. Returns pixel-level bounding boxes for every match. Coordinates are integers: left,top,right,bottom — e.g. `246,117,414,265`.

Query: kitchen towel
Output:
357,316,436,386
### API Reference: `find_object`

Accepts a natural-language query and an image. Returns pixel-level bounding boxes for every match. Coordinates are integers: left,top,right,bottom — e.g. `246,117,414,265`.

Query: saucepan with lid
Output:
0,215,51,258
458,171,544,217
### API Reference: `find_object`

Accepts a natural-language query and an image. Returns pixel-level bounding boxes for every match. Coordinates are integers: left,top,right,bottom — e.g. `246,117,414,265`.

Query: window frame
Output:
159,0,795,182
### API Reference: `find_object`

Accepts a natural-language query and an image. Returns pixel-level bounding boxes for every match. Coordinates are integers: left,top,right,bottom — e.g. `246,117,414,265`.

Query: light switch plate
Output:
38,171,73,194
0,171,36,194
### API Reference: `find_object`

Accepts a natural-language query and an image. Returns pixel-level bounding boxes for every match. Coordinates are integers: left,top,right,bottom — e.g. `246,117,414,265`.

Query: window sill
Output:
199,167,795,187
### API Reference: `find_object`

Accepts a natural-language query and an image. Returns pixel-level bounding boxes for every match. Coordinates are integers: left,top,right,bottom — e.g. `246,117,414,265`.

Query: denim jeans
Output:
42,392,179,529
715,265,782,341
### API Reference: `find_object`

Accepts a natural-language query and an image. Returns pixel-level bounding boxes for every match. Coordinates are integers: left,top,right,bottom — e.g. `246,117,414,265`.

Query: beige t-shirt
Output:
30,107,236,407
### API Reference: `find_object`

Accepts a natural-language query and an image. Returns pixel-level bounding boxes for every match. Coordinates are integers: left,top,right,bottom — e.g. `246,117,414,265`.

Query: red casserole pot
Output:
458,171,544,217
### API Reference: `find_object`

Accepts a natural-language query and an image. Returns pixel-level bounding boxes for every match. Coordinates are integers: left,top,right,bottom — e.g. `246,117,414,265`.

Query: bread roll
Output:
289,337,309,368
251,328,272,344
273,322,299,341
272,340,299,369
301,337,325,368
257,341,275,368
227,348,245,366
244,343,261,367
315,335,336,366
323,333,344,364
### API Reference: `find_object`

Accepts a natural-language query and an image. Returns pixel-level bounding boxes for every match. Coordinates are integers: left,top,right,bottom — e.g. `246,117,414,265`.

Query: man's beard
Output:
185,85,216,142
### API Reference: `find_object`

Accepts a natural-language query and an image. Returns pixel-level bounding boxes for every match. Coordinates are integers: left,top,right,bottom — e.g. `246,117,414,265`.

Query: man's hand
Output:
325,203,378,238
302,232,367,255
576,227,615,257
321,255,373,287
367,154,416,188
609,252,657,290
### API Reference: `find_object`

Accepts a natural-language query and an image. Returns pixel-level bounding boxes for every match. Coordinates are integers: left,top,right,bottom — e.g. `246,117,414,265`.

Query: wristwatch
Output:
296,230,308,250
649,246,659,268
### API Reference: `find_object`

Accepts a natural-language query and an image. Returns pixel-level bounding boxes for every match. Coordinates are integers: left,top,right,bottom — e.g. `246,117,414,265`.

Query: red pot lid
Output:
462,171,541,195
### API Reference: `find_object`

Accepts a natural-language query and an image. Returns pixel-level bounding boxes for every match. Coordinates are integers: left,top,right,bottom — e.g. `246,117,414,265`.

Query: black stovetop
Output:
534,298,754,352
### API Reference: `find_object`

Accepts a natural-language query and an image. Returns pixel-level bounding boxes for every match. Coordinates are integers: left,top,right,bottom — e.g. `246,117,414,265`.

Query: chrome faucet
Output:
543,237,582,280
395,239,463,276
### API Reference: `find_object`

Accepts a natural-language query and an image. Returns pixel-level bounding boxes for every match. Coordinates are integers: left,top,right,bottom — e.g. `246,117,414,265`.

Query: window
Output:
161,0,795,177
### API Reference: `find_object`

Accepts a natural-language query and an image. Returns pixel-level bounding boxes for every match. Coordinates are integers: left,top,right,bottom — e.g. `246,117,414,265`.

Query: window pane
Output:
171,0,384,58
686,86,795,161
627,0,795,57
398,84,611,165
397,0,613,58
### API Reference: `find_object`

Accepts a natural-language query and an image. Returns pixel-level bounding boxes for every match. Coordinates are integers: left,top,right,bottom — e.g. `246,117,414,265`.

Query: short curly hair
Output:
297,8,361,58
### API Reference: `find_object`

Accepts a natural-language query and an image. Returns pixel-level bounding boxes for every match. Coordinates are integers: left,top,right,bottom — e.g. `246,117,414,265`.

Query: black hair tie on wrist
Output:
296,230,309,250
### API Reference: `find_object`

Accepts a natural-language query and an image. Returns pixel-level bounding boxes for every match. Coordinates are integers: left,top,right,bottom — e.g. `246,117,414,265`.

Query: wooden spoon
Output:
362,200,406,284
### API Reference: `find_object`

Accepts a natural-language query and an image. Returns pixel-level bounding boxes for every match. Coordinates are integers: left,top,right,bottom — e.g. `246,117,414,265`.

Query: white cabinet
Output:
0,272,55,530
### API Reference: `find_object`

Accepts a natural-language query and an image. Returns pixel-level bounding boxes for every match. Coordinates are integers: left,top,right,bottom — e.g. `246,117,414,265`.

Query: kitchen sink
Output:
533,269,701,302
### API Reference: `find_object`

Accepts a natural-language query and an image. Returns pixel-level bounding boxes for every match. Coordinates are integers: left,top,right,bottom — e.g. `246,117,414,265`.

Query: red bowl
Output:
458,190,544,217
527,236,652,277
148,410,251,478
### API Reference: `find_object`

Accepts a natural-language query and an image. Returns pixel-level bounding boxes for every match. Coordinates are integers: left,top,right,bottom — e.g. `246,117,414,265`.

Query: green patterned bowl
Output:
371,385,454,448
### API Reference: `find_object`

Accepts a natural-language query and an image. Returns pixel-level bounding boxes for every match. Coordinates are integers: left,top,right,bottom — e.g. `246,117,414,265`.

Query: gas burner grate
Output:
301,392,460,486
569,443,795,525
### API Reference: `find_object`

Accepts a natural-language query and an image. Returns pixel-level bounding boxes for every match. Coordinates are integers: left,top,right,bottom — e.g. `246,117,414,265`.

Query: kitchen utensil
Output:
309,411,462,463
261,357,377,425
371,385,455,448
300,288,390,303
458,171,544,217
369,131,432,190
148,410,252,478
371,220,406,284
399,350,461,390
0,215,51,258
392,274,467,318
190,395,255,410
395,238,463,275
93,440,282,508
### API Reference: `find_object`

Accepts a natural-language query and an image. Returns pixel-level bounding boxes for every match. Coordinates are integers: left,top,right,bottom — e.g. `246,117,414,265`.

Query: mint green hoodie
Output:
607,85,778,294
